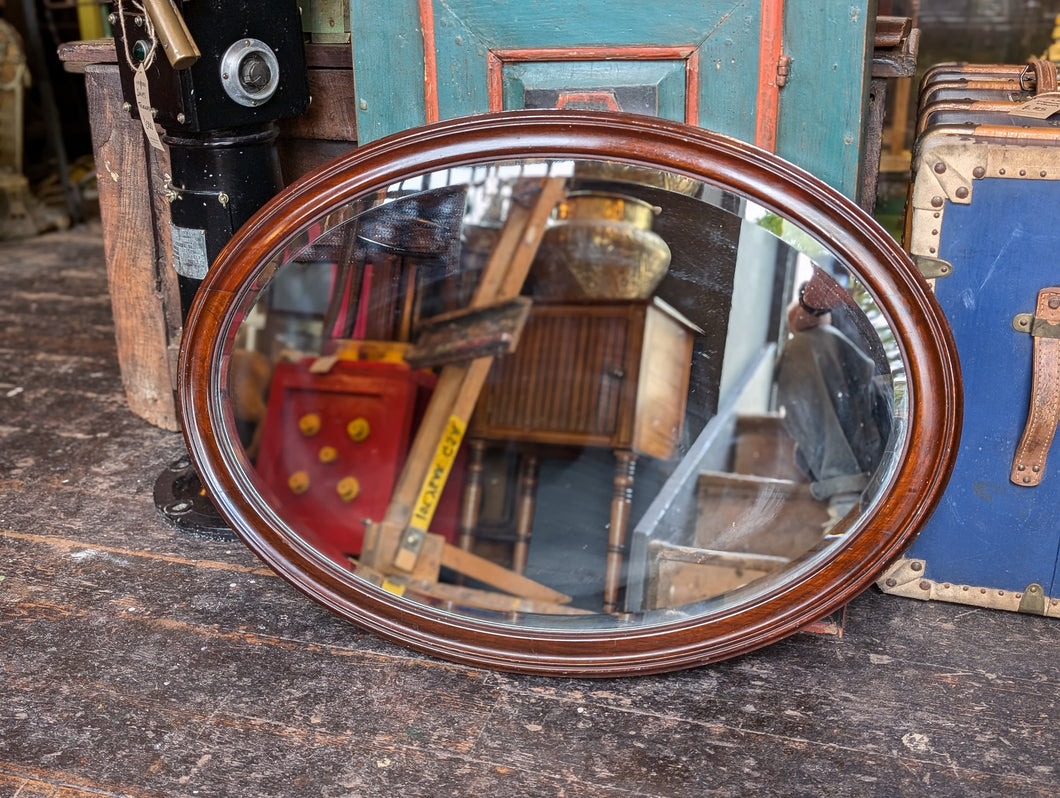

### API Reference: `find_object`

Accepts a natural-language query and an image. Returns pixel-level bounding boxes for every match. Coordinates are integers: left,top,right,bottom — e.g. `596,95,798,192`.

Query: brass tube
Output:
142,0,201,70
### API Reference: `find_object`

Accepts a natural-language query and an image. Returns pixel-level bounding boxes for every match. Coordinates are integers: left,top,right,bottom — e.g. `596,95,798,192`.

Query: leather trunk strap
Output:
1010,287,1060,487
1026,59,1059,94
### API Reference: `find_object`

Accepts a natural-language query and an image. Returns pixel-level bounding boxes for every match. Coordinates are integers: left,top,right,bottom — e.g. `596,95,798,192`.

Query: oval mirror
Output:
180,111,960,676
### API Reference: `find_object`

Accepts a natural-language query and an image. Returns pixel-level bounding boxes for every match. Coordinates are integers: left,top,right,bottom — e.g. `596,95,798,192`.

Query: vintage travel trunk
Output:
878,61,1060,617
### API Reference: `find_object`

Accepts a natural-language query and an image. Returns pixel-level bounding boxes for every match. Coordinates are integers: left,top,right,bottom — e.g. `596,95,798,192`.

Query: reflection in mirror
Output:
221,159,906,629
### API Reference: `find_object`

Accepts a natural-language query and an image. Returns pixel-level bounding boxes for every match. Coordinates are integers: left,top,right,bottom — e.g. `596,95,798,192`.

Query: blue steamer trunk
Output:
880,86,1060,614
913,179,1060,592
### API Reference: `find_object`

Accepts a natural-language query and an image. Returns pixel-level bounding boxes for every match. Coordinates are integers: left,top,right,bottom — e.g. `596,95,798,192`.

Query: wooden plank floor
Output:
2,221,1059,797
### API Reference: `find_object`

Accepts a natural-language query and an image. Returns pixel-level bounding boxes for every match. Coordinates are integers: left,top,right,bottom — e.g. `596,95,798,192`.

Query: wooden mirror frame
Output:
179,111,961,677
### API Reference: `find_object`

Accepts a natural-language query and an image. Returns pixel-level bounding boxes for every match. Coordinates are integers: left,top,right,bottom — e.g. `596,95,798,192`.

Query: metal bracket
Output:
922,152,975,204
907,141,985,275
876,557,928,597
1018,583,1047,615
393,527,428,573
1012,312,1060,339
915,255,953,280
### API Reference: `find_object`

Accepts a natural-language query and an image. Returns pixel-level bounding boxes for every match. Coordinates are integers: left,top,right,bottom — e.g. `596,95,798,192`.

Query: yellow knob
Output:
336,476,360,502
346,417,370,442
288,471,310,495
318,446,338,464
298,413,322,436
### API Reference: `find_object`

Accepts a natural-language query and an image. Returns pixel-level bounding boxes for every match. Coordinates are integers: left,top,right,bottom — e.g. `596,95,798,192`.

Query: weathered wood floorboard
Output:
1,222,1058,797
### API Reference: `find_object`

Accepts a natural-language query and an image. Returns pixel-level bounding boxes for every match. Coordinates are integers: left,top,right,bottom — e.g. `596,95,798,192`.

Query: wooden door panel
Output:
503,60,688,121
776,7,876,201
350,0,872,198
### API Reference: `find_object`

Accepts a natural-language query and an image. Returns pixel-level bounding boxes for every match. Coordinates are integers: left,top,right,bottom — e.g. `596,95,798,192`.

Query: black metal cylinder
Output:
163,123,283,315
153,123,285,538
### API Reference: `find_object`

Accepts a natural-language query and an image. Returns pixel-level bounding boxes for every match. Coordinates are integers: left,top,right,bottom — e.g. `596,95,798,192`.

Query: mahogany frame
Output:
179,111,962,677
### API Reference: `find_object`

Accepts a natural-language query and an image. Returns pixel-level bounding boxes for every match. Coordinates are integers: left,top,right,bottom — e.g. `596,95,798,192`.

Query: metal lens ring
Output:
220,38,281,107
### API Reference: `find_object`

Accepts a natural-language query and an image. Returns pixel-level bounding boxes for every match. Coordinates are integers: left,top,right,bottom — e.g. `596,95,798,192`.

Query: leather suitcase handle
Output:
1022,59,1059,94
1010,287,1060,487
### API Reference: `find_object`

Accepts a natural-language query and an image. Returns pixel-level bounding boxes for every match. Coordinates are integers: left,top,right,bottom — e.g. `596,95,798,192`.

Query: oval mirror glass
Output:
181,112,960,675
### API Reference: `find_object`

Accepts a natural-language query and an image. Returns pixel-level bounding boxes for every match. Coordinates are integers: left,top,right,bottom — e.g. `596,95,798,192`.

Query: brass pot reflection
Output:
572,162,702,196
530,191,672,300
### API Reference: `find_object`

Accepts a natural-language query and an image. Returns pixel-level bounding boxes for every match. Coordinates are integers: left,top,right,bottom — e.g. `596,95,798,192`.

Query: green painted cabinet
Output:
349,0,875,199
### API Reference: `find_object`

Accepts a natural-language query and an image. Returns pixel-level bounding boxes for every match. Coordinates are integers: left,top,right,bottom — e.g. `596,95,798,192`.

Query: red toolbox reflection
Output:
254,359,464,557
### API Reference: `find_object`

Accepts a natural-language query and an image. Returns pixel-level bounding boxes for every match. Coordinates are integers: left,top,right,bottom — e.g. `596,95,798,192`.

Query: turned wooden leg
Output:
512,454,540,575
458,439,487,553
604,450,638,614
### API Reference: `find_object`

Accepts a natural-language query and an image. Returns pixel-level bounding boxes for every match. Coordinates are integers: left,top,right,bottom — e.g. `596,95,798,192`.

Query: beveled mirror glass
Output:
180,112,960,675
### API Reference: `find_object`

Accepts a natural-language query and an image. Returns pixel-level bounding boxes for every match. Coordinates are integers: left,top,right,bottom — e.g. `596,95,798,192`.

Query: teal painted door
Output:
349,1,875,199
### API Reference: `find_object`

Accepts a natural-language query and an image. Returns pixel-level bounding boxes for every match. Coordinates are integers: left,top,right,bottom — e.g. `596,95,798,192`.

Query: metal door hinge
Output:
776,55,792,88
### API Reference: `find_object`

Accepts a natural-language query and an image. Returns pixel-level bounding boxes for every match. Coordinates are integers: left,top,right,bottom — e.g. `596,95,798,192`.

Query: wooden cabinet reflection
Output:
462,298,699,612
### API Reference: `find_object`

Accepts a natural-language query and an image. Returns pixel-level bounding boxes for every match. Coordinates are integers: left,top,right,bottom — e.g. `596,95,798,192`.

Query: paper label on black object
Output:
133,66,165,151
170,225,210,279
